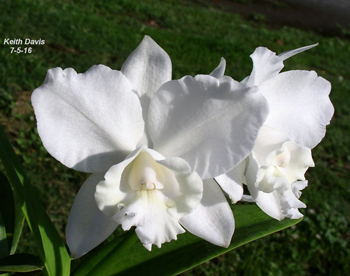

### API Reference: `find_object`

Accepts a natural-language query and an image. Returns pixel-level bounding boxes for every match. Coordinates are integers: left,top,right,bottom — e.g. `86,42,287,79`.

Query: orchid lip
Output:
94,146,204,251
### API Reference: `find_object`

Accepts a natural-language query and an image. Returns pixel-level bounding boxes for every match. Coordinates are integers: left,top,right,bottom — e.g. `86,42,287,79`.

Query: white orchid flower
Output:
31,36,269,258
214,44,334,220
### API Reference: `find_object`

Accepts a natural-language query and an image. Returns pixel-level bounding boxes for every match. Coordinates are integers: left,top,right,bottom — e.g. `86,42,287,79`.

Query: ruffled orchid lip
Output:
94,145,204,250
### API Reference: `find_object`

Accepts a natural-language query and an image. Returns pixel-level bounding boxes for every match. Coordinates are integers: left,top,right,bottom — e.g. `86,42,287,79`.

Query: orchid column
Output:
31,36,269,258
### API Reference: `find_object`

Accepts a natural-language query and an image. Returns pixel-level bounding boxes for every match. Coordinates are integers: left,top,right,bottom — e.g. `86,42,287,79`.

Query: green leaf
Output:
11,271,43,276
75,204,302,276
0,253,44,273
0,124,71,276
0,171,25,255
73,229,138,276
0,212,8,259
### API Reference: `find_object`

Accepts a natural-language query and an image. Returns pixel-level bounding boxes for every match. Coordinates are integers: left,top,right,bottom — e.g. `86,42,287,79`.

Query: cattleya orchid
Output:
215,44,334,220
31,36,269,258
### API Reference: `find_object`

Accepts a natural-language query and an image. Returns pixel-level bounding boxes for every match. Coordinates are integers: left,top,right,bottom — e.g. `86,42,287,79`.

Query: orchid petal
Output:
241,195,254,202
252,126,289,166
94,148,142,217
292,180,308,198
255,165,289,193
281,180,307,219
246,155,307,220
157,157,203,219
277,141,314,184
210,58,226,79
245,153,260,193
215,159,246,203
247,183,284,220
148,75,269,179
31,65,144,173
180,179,235,247
246,157,289,221
261,70,334,148
244,47,283,87
66,172,118,259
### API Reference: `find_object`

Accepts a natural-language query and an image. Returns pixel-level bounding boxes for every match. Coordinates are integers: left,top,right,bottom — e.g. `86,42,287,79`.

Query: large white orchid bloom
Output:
31,36,269,258
214,44,334,220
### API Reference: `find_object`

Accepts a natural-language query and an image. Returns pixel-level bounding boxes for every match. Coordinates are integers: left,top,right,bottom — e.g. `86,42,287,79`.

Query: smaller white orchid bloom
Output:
32,36,269,258
214,44,334,220
244,127,315,219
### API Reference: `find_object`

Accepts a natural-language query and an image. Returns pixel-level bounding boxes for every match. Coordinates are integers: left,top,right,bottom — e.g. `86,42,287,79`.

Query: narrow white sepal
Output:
245,43,318,87
278,43,318,61
180,179,235,248
121,35,172,100
210,57,226,79
121,36,172,148
66,172,118,259
215,159,246,203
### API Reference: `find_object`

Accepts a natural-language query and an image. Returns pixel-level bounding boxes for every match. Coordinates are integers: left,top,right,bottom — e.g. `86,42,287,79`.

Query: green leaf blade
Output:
74,204,301,276
0,171,25,256
0,124,71,276
0,171,13,258
72,229,133,276
0,212,8,259
0,253,44,273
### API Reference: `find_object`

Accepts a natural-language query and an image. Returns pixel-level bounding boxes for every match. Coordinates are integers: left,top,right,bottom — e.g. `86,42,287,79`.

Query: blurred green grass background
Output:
0,0,349,275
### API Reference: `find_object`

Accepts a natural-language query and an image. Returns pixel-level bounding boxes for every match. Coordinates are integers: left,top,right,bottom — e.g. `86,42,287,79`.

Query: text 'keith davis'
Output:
3,38,45,45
